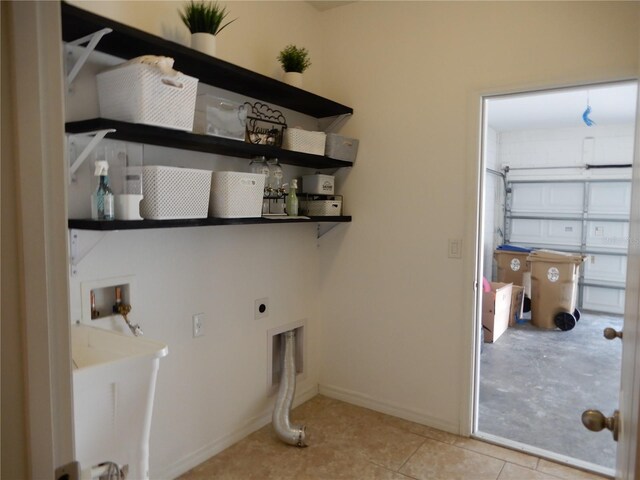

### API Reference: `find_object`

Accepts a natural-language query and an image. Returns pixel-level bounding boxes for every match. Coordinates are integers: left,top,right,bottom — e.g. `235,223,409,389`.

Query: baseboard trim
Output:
318,383,459,435
155,384,318,480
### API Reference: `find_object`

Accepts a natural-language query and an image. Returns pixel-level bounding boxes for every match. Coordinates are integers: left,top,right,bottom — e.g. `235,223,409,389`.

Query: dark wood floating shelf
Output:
61,2,353,119
68,216,352,231
66,119,353,169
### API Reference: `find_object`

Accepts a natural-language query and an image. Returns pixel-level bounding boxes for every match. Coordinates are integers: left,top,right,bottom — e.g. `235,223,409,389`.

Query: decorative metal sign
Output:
244,101,287,147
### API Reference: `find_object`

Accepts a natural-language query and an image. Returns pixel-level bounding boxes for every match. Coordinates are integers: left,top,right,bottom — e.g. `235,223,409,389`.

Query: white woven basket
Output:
97,63,198,131
210,172,265,218
300,198,342,216
140,166,211,220
283,128,326,155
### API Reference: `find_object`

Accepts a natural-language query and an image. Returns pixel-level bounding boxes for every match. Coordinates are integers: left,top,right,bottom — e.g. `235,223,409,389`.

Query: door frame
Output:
462,78,640,479
616,71,640,479
5,1,75,477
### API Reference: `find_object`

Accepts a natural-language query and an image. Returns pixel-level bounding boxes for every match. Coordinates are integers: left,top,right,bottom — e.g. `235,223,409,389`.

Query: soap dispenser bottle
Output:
286,179,299,216
91,158,115,221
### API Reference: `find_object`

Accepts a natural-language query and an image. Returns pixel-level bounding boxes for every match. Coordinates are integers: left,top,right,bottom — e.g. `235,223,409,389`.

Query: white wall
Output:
67,1,327,477
317,1,638,434
483,127,503,280
499,124,635,177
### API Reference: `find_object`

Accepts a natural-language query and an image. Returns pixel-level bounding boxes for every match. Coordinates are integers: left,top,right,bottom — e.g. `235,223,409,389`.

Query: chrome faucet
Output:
116,303,143,337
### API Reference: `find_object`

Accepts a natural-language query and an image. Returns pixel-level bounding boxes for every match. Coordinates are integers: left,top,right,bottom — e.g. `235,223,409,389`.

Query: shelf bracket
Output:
69,229,108,277
318,113,352,134
68,129,116,182
317,222,342,239
66,27,112,88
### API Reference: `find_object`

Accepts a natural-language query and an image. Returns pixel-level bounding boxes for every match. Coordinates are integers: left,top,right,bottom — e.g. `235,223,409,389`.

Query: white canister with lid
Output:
302,174,335,195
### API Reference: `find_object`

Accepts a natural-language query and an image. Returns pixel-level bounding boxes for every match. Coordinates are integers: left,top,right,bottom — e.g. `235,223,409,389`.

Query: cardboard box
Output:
509,285,525,327
482,282,513,343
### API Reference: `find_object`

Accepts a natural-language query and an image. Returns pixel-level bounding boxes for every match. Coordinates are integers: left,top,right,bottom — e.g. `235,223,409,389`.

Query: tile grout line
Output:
368,460,421,480
395,437,427,474
496,461,506,480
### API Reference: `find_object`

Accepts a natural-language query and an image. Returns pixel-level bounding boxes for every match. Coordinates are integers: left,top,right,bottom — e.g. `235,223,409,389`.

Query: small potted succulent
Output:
277,44,311,88
179,1,236,56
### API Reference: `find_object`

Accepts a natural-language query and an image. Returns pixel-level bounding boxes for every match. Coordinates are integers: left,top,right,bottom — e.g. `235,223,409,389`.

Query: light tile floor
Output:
179,395,606,480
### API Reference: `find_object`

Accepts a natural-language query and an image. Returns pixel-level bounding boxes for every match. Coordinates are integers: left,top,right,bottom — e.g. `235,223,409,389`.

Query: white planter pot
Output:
191,32,216,56
282,72,303,88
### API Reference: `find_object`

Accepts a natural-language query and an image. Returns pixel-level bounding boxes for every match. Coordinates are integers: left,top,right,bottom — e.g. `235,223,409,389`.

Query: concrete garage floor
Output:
479,312,624,470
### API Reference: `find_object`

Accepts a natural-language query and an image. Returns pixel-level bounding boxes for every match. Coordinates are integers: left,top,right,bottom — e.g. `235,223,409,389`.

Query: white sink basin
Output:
71,324,168,480
72,323,168,370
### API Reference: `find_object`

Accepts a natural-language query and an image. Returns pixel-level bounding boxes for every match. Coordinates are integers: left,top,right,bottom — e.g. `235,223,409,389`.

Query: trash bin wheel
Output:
523,296,532,313
555,312,577,331
573,308,581,322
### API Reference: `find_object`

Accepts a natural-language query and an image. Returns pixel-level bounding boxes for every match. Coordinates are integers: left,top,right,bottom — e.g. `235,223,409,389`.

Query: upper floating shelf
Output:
60,2,353,119
66,118,353,169
68,216,353,231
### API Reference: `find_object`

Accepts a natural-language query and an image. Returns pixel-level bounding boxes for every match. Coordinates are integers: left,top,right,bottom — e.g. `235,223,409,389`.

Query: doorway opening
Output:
474,81,638,475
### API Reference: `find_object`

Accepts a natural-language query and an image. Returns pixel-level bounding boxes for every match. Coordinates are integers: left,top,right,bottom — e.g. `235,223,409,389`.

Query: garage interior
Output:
477,82,637,474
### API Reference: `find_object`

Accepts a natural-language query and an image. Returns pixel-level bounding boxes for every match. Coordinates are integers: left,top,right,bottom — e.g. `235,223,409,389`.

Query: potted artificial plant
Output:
179,1,236,56
277,45,311,88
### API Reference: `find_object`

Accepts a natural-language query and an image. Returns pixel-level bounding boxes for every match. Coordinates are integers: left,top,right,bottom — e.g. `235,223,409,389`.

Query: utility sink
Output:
71,324,168,480
72,323,168,370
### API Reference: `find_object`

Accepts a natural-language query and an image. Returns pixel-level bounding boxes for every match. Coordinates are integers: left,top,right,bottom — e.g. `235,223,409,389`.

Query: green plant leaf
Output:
179,1,237,35
277,44,312,73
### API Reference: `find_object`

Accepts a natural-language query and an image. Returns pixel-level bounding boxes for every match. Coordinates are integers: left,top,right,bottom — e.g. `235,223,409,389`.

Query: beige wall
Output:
67,0,326,94
1,2,29,478
28,1,639,477
317,1,639,433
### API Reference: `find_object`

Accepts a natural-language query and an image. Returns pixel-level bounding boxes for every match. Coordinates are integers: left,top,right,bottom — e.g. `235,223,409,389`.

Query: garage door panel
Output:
582,286,626,314
586,221,629,250
511,183,584,214
588,182,631,216
510,219,582,247
583,254,627,283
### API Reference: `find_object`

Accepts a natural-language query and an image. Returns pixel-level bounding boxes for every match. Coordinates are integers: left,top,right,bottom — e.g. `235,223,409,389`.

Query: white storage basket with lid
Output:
97,59,198,131
209,171,266,218
140,166,211,220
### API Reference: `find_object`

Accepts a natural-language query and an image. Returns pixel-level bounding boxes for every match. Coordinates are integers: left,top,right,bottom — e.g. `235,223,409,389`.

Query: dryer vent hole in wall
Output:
255,297,269,320
270,325,304,389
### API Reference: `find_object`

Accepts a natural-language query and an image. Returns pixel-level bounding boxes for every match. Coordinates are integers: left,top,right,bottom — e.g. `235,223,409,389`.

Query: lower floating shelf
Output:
68,216,352,231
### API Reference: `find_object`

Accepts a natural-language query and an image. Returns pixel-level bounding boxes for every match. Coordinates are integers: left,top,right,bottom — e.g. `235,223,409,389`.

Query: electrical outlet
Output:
255,297,269,320
192,313,205,337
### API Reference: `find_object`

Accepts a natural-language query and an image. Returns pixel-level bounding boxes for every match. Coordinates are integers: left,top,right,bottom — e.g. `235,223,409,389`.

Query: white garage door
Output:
506,180,630,314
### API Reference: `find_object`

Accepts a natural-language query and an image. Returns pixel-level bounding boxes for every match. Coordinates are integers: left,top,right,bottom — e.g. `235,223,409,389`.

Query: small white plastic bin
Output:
300,197,342,216
193,94,247,140
283,128,326,155
302,174,334,195
97,63,198,131
140,166,211,220
325,133,359,162
209,171,266,218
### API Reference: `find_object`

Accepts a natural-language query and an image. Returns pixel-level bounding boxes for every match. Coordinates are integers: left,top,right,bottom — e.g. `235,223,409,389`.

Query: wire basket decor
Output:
244,101,287,147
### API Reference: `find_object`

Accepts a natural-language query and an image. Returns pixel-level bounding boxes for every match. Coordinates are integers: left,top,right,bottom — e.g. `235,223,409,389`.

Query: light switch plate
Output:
192,313,205,337
448,238,462,259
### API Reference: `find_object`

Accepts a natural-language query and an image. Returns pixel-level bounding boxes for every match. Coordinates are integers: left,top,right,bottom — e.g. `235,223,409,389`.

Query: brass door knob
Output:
581,409,619,441
603,327,623,340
